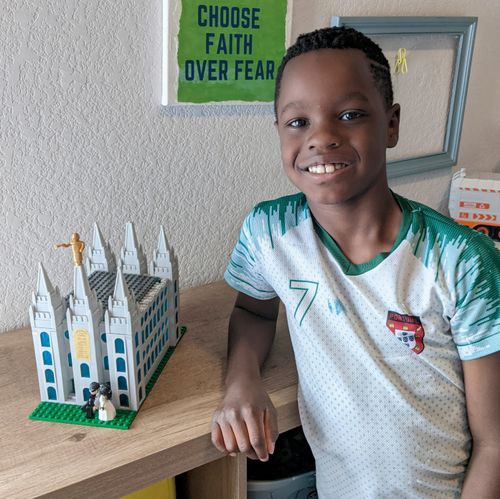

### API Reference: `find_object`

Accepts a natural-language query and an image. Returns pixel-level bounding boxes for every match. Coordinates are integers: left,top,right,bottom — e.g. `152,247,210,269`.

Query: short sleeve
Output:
451,235,500,360
224,212,278,300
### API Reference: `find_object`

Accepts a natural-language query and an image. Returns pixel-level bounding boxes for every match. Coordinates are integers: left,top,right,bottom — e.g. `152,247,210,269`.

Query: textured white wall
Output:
1,0,499,333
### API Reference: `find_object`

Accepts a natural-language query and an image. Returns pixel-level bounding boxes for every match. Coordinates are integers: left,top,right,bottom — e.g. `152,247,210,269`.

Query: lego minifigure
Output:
81,381,100,419
97,383,116,422
55,233,86,266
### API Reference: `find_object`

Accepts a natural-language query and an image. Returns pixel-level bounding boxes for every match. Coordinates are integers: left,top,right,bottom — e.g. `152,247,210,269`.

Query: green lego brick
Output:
29,401,136,430
29,325,188,430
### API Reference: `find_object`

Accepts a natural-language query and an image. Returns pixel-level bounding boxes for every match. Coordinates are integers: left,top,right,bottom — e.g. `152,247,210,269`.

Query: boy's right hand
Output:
211,377,279,461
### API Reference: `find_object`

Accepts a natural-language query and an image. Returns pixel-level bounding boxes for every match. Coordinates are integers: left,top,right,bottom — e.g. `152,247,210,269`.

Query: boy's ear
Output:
387,103,400,149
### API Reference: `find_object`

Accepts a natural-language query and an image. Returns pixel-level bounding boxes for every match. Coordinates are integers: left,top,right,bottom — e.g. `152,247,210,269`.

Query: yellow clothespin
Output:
394,48,408,74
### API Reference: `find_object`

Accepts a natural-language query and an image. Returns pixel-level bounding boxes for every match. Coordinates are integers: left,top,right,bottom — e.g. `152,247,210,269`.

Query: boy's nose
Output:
307,126,341,151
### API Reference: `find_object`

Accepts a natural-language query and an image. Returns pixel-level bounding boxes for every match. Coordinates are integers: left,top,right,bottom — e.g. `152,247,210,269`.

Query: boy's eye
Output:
339,111,365,121
287,118,307,128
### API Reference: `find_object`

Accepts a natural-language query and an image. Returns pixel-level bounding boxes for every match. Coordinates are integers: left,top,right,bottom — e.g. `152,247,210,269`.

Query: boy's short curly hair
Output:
274,26,393,115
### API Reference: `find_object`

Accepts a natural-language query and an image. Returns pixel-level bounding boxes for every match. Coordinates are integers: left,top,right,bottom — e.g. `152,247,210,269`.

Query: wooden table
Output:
0,281,299,499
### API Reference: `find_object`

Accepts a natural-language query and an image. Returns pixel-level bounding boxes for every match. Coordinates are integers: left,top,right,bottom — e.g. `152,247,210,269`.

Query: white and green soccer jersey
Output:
225,193,500,499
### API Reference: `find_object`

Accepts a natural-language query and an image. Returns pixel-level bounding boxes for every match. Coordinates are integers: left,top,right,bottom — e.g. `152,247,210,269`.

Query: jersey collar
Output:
311,192,413,276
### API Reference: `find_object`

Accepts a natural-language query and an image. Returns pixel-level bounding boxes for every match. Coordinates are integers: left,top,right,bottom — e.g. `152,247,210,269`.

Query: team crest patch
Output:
386,311,425,354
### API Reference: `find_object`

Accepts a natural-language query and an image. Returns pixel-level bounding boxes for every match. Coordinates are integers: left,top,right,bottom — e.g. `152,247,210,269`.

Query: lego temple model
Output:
449,168,500,242
29,223,180,413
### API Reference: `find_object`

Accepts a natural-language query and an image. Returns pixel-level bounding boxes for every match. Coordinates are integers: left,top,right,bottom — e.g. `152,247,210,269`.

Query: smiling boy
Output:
212,27,500,498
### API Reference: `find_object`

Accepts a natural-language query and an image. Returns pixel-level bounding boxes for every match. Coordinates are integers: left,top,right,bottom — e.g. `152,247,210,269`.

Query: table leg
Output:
181,453,247,499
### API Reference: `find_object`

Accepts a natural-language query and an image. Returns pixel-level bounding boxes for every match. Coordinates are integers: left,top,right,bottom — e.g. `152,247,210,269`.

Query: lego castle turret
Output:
149,226,181,343
118,223,147,275
149,226,174,279
85,223,116,274
66,264,105,405
104,269,139,410
29,264,73,403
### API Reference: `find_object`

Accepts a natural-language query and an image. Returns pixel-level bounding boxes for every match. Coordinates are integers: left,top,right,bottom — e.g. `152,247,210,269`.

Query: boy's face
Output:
275,49,400,209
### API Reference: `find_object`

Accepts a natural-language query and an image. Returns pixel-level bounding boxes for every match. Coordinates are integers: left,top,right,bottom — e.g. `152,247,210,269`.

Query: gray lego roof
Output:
87,271,162,309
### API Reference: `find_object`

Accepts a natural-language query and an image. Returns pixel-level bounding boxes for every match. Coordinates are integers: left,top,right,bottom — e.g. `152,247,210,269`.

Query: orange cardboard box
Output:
449,168,500,243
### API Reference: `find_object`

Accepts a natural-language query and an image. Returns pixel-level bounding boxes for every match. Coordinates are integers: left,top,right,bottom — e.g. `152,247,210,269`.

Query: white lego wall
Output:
1,0,499,333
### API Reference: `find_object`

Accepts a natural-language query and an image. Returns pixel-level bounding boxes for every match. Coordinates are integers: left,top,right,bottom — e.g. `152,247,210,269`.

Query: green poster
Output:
177,0,288,103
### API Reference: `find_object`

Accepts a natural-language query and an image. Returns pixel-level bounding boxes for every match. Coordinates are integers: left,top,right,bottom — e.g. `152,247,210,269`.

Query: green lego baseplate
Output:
29,401,137,430
29,326,187,430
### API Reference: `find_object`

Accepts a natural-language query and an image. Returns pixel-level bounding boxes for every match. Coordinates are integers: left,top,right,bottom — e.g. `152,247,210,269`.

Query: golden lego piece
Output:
54,233,86,266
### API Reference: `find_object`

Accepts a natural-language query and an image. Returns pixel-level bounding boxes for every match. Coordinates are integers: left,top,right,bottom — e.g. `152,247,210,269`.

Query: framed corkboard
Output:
332,16,477,178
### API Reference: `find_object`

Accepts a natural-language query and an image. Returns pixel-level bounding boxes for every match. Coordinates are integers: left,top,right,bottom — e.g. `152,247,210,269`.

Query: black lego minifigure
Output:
81,381,100,419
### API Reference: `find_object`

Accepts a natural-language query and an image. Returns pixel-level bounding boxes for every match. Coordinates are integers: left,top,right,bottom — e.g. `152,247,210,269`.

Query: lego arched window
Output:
80,363,90,378
47,387,57,400
104,356,109,370
43,351,53,365
116,357,126,372
40,332,50,347
45,369,55,383
101,333,107,343
136,351,140,364
68,352,72,367
64,330,69,339
120,394,129,407
135,332,139,347
83,388,90,401
118,376,128,390
115,338,125,354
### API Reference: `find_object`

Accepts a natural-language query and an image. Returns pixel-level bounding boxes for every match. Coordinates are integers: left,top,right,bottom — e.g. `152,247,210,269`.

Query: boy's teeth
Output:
308,163,347,174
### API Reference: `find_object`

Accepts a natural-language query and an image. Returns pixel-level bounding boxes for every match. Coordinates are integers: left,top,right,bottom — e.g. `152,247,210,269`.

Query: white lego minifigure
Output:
97,384,116,422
